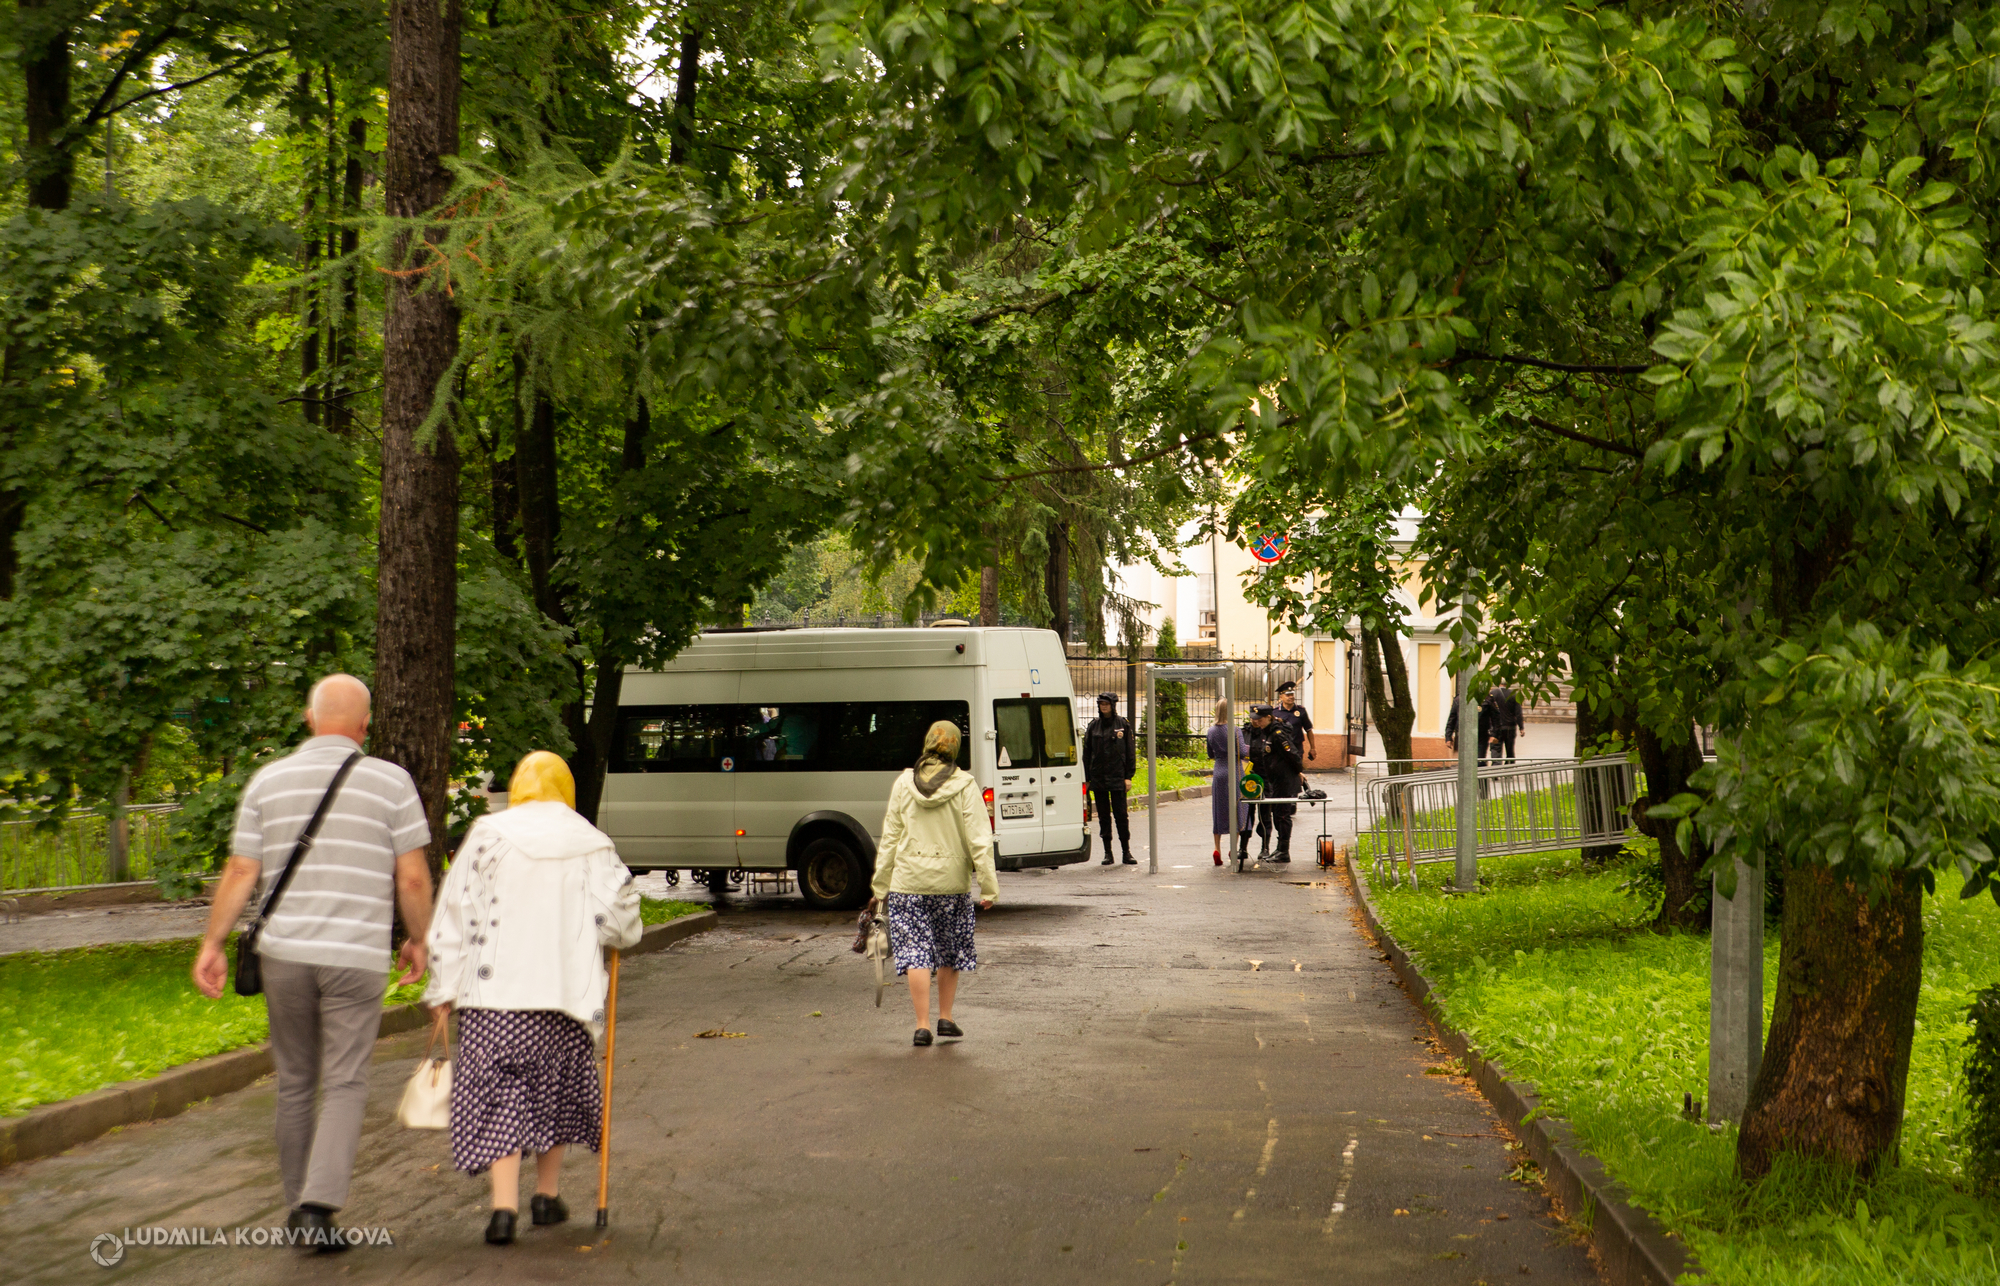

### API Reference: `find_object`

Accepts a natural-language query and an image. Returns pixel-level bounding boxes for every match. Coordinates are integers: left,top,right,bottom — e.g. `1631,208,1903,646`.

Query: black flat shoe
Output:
1274,854,1292,863
288,1204,350,1255
486,1209,517,1246
1121,856,1138,865
936,1019,964,1038
913,1028,933,1046
530,1194,568,1226
1100,855,1114,865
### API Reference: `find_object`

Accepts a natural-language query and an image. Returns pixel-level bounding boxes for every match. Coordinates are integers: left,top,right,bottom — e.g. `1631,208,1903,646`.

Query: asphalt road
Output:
0,798,1599,1285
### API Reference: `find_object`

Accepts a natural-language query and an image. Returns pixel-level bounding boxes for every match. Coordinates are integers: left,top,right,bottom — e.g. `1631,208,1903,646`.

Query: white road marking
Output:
1324,1136,1359,1233
1233,1118,1280,1221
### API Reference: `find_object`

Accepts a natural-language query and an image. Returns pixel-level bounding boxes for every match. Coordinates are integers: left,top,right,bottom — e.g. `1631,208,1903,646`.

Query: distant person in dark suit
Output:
1487,684,1525,762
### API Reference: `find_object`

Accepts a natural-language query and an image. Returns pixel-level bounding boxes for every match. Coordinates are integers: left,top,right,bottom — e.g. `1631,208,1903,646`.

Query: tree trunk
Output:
376,0,463,877
1736,866,1925,1179
979,566,998,625
569,397,650,823
1630,723,1711,931
331,113,365,436
668,21,701,166
1361,628,1416,772
299,74,323,428
4,0,72,599
1045,518,1069,640
20,0,72,211
514,388,567,629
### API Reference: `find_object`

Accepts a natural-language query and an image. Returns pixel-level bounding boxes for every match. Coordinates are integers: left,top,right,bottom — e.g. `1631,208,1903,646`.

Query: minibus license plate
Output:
999,801,1034,819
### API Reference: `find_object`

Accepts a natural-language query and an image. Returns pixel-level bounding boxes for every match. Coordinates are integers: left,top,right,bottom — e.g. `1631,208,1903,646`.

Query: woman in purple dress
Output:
1206,702,1248,865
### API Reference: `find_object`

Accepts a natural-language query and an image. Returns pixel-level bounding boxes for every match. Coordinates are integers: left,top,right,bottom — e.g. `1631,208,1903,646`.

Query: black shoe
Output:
936,1019,964,1038
288,1204,351,1255
486,1209,517,1246
913,1028,933,1046
1101,855,1114,865
530,1194,568,1226
1274,853,1292,863
1121,855,1137,865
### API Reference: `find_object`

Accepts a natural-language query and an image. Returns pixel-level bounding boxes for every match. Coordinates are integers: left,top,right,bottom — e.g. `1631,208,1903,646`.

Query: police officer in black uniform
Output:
1240,703,1304,863
1082,692,1137,865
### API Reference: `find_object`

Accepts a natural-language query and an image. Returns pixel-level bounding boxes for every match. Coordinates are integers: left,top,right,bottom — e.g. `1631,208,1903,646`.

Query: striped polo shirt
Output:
231,734,432,973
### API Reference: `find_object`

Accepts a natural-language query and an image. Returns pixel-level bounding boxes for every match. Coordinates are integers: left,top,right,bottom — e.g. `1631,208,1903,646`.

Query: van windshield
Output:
992,698,1077,768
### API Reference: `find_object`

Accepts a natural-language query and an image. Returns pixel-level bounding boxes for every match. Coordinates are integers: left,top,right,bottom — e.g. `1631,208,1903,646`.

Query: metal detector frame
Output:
1144,664,1237,875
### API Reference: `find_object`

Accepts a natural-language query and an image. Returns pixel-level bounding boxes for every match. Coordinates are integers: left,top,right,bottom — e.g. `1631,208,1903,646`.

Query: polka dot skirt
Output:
450,1009,602,1175
885,891,978,975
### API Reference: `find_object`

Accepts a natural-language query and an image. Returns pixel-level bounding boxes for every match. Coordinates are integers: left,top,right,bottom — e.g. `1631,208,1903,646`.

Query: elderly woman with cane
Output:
870,721,998,1047
424,752,642,1246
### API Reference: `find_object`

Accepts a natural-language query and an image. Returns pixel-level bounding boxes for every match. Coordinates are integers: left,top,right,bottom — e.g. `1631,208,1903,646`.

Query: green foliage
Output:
1365,851,2000,1284
1969,985,2000,1196
1667,624,2000,900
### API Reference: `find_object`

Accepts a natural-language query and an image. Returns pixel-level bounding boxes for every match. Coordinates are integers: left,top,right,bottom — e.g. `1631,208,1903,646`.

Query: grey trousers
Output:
261,956,386,1211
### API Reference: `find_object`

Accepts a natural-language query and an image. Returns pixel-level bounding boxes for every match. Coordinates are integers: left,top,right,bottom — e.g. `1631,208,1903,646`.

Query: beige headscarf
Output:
912,721,963,797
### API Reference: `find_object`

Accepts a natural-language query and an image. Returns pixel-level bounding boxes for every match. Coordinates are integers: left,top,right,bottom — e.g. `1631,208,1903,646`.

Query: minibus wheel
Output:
798,836,868,911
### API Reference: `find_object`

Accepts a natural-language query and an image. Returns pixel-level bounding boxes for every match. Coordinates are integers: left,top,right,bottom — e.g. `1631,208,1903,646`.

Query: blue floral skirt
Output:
449,1009,601,1174
885,891,978,974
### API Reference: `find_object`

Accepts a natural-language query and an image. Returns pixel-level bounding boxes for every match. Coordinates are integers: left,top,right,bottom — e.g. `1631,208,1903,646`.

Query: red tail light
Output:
983,787,994,830
1082,781,1092,822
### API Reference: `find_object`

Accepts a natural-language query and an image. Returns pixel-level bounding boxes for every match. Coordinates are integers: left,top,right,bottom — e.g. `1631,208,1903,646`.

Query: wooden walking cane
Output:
595,949,621,1229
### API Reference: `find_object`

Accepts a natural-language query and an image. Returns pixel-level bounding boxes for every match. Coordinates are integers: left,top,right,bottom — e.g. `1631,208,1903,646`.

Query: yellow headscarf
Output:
508,751,576,808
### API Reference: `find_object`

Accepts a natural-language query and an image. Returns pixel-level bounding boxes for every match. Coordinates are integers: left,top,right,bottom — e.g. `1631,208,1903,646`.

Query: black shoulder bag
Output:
234,752,363,997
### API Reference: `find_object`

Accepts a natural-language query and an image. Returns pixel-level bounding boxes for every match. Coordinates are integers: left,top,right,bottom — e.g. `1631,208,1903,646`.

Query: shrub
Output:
1153,619,1190,743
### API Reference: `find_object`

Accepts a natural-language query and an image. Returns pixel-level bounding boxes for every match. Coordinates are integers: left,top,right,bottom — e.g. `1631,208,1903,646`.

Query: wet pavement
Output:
0,796,1599,1285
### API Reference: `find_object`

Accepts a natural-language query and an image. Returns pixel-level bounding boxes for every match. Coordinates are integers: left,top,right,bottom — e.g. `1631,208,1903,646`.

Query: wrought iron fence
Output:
1,805,183,891
1065,654,1305,760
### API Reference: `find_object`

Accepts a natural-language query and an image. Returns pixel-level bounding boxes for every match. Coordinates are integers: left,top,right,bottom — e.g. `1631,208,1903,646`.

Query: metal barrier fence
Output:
1358,756,1638,884
1,805,183,891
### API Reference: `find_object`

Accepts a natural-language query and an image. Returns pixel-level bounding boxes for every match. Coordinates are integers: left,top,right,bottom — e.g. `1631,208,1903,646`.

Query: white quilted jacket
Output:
424,801,642,1034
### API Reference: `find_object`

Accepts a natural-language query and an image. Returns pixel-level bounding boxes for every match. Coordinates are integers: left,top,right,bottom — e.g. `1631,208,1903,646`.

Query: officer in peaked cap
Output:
1240,702,1303,864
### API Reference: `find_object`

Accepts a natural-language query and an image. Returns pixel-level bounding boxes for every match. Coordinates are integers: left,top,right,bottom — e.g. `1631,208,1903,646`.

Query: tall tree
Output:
376,0,463,871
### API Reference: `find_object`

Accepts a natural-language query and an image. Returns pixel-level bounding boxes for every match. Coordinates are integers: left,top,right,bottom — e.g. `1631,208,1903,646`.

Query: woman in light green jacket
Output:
870,721,998,1046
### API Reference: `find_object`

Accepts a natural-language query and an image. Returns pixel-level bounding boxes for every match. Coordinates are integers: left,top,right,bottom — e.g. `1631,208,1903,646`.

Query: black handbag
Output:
234,752,362,997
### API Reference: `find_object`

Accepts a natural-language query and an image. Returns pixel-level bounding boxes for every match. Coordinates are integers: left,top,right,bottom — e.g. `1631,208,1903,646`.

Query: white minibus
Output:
598,625,1092,909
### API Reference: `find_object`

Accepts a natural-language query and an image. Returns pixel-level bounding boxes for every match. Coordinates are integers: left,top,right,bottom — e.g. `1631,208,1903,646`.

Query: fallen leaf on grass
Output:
1393,1209,1410,1217
694,1029,748,1038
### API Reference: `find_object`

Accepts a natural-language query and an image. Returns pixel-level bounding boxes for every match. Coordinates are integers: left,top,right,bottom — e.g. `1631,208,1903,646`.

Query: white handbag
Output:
396,1014,453,1130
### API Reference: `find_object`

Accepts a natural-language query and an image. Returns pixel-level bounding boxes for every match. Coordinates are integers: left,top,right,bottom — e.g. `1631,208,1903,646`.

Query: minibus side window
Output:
993,701,1038,768
829,701,970,771
612,704,752,772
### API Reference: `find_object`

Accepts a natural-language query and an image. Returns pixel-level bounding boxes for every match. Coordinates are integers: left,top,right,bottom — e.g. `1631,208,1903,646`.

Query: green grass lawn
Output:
0,897,704,1117
1138,757,1211,794
1363,850,2000,1285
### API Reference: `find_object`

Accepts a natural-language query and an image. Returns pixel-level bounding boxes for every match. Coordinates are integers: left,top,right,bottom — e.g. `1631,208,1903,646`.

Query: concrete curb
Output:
0,910,719,1169
1345,866,1698,1286
5,878,221,916
1132,784,1211,809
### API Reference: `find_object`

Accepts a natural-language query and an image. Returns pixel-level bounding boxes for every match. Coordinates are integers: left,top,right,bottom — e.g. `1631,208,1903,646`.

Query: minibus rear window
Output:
992,698,1078,768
